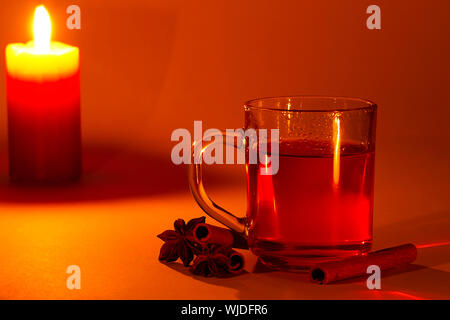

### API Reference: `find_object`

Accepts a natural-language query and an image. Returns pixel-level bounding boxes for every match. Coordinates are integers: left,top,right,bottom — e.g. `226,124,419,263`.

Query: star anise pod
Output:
157,216,205,266
189,244,232,277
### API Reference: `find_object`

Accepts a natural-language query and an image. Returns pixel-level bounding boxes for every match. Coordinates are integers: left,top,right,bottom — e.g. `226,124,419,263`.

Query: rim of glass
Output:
244,95,377,113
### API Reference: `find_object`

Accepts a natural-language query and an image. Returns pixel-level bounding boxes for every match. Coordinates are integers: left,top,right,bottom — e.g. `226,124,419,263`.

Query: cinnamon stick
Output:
310,243,417,284
193,223,248,249
227,250,245,274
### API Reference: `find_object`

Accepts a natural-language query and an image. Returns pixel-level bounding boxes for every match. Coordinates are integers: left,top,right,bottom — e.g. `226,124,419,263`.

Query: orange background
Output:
0,1,449,198
0,0,449,299
1,0,449,150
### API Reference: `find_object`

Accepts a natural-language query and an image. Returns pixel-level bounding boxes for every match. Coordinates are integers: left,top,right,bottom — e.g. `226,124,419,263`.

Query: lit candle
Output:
5,5,81,183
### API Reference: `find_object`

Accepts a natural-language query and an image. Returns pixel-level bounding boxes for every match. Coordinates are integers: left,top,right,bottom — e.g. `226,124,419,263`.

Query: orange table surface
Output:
0,183,449,300
0,145,447,299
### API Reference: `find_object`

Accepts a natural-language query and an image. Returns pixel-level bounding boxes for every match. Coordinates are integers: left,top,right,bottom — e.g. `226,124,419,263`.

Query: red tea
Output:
246,139,375,269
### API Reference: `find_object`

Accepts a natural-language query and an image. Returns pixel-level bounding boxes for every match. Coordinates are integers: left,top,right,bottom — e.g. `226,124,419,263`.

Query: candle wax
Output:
5,41,81,182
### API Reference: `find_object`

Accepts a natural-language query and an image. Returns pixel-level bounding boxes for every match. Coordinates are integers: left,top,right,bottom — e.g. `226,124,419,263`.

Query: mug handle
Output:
188,130,248,236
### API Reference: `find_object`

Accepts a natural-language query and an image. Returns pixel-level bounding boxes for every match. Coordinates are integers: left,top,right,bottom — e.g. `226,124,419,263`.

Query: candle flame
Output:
333,114,341,187
33,5,51,52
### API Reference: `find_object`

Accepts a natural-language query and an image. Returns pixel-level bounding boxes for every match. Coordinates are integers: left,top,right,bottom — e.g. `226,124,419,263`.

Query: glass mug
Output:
188,96,377,270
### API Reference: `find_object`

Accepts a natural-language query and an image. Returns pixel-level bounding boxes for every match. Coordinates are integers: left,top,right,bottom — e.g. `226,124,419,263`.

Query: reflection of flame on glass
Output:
256,154,279,237
286,98,293,133
333,114,341,187
260,154,277,212
264,154,270,175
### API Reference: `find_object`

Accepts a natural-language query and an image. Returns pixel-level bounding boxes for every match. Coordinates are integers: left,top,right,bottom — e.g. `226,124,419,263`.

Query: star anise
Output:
157,216,205,266
190,244,232,277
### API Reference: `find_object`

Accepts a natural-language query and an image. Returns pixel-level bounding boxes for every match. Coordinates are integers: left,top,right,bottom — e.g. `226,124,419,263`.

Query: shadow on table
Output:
374,210,450,267
156,206,450,298
163,258,450,299
161,261,249,279
162,212,450,299
246,259,431,285
311,263,427,285
0,146,189,203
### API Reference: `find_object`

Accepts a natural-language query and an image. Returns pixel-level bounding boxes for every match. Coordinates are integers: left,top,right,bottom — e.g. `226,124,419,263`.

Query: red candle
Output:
5,5,81,183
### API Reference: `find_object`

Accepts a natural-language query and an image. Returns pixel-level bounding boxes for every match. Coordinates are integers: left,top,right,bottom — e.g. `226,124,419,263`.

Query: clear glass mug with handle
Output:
188,96,377,270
